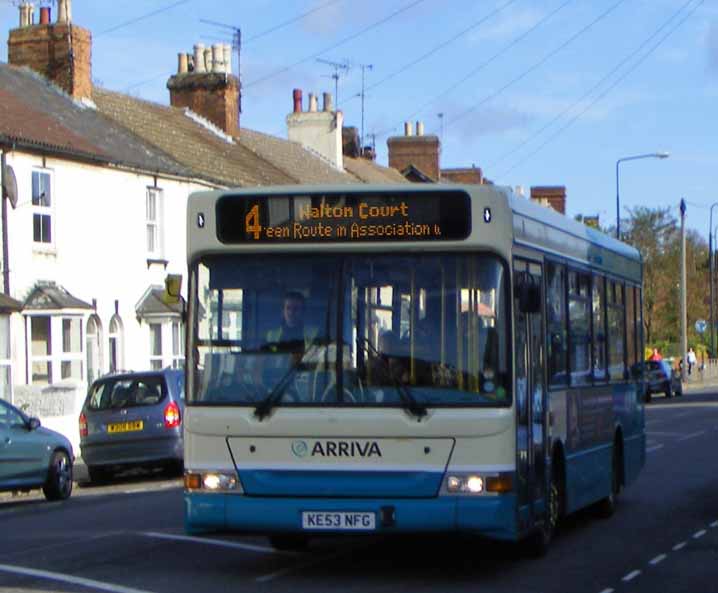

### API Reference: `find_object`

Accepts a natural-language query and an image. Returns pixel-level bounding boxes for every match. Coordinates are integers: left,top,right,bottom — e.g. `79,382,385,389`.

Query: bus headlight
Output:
445,474,484,494
184,471,242,493
442,472,513,495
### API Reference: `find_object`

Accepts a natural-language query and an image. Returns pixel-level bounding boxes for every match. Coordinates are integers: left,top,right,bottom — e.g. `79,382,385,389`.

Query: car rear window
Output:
87,376,167,411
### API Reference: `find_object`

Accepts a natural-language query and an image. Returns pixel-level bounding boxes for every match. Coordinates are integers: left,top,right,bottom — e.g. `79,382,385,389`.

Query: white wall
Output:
3,150,212,448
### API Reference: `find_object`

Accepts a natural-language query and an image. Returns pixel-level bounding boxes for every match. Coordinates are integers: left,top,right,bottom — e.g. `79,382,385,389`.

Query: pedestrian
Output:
687,347,697,375
648,347,662,361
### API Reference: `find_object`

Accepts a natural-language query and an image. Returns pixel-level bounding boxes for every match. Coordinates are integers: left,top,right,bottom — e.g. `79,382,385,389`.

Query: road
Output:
1,388,717,593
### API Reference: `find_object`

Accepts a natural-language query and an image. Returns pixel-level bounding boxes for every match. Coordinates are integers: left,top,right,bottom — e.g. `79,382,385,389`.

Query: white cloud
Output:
467,5,547,44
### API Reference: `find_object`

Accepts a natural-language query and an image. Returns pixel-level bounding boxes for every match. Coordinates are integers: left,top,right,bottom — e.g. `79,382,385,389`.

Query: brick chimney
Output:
286,89,344,170
7,1,93,101
530,186,566,214
167,43,240,137
387,121,440,182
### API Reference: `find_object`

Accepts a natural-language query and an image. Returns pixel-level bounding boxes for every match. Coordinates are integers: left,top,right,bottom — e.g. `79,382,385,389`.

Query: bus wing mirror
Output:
163,274,182,305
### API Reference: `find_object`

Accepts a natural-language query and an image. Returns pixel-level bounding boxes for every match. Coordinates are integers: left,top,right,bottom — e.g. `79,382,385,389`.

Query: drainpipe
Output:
0,148,9,295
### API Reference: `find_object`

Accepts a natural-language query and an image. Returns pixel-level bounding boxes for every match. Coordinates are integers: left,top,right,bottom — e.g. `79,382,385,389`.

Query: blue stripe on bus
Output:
184,492,519,540
237,469,444,498
565,443,612,513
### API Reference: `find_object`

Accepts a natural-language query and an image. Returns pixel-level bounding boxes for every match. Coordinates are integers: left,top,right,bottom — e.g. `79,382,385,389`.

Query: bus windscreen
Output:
215,190,471,244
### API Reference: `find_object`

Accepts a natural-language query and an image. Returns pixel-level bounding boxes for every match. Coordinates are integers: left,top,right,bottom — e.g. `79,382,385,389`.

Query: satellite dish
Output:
2,165,17,209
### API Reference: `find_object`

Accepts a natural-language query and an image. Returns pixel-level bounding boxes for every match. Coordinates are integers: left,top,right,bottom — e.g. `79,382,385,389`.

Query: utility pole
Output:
316,58,350,105
358,63,373,149
710,228,715,357
680,198,687,382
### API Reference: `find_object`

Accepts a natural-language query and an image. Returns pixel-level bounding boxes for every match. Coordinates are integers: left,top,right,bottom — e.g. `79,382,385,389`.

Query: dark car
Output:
643,360,683,402
79,369,185,482
0,397,74,500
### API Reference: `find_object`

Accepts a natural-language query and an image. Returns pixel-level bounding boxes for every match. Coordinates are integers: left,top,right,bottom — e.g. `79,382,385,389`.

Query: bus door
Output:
513,259,547,532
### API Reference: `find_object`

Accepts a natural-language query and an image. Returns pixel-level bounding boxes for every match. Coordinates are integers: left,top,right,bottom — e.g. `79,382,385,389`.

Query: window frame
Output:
31,169,54,246
26,313,84,385
146,186,164,257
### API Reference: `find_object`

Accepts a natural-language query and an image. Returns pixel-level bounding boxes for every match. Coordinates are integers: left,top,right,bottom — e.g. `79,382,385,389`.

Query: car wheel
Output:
664,383,672,399
269,535,309,551
645,390,652,404
43,450,73,501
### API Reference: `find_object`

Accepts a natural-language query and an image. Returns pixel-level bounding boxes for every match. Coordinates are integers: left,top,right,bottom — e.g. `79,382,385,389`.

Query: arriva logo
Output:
292,440,383,458
291,440,309,457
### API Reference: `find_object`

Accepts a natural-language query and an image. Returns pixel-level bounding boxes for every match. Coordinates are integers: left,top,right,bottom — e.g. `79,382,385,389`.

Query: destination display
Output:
215,190,471,243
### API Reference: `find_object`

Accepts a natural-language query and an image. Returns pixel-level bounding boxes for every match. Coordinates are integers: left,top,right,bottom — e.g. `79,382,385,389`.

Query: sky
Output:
0,0,716,239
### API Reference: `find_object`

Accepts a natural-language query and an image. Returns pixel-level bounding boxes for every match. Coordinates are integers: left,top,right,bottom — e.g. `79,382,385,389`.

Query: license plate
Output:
107,420,143,433
302,511,375,531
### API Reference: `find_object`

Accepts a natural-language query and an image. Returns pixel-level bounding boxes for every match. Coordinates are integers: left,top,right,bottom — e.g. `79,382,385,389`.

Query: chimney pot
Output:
309,93,318,112
323,92,333,112
212,44,222,73
194,44,206,73
416,121,424,136
39,6,50,25
404,122,413,136
57,0,71,24
292,89,303,113
18,4,27,27
178,53,188,74
223,44,232,74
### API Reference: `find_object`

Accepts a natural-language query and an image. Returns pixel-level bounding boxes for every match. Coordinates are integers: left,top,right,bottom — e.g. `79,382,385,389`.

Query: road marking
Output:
677,431,706,442
140,531,296,555
646,444,664,453
649,554,667,566
0,563,154,593
622,570,641,582
673,541,687,551
693,529,707,539
255,550,347,583
646,431,683,436
710,520,718,528
598,589,614,593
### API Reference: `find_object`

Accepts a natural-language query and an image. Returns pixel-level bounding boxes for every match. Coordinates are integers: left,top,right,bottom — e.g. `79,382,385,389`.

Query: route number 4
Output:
245,205,262,240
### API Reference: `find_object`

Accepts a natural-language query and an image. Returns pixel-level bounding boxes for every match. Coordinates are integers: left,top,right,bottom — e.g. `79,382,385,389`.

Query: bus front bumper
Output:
184,492,518,541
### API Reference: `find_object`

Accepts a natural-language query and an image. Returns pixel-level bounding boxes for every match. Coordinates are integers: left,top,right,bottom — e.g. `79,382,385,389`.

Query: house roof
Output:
344,157,409,184
0,62,406,189
135,286,184,317
0,293,22,313
94,89,368,188
23,283,93,311
0,64,190,177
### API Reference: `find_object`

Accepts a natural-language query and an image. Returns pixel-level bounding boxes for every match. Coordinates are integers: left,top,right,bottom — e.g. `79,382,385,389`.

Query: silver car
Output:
0,398,74,500
79,369,185,482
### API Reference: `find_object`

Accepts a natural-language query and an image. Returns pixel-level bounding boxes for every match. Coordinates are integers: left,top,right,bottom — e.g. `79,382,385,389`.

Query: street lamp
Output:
615,152,670,239
710,207,718,357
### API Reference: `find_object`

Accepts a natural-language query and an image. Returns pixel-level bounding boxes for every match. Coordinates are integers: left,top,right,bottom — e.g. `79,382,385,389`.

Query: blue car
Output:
79,369,185,482
0,397,74,501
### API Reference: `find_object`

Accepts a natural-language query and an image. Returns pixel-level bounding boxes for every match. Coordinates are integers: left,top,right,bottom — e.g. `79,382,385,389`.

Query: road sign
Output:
695,319,707,334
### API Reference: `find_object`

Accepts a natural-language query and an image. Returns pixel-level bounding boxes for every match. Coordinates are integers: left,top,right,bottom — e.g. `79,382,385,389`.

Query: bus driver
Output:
265,291,318,353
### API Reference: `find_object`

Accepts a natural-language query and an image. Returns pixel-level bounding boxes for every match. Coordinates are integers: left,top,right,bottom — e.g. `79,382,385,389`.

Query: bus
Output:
182,183,645,554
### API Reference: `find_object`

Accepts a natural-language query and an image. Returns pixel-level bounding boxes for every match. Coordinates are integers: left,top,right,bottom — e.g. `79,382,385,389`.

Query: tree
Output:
622,207,710,356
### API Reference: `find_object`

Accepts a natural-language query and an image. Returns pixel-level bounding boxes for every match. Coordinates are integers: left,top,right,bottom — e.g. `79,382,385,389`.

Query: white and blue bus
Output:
182,184,645,553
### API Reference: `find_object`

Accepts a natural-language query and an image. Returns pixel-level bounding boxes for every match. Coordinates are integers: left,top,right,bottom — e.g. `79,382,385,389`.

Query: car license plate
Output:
301,511,375,531
107,420,143,433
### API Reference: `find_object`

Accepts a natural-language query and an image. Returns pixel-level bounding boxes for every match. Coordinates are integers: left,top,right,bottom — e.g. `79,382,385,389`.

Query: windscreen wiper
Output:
253,341,320,421
359,338,427,420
